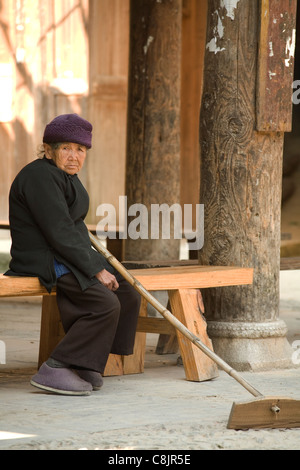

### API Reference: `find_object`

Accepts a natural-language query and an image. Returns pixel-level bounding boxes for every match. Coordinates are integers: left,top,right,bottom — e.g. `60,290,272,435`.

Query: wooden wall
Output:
0,0,89,221
181,0,206,208
87,0,129,226
0,0,16,221
0,0,207,229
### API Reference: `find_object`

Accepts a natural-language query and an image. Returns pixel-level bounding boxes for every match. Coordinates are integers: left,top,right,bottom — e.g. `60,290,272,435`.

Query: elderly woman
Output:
5,113,141,396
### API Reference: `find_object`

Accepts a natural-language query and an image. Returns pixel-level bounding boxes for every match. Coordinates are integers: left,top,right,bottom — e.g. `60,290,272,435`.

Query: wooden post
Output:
124,0,182,261
87,0,129,227
180,0,207,215
199,0,297,370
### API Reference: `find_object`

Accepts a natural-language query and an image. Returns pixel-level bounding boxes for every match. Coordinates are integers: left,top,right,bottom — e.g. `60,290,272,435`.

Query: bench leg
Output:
155,300,179,355
155,333,179,354
38,294,147,376
102,353,124,376
168,289,219,382
38,295,63,368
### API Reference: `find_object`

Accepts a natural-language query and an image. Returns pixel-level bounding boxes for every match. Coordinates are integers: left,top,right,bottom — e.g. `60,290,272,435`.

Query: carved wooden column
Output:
124,0,182,261
199,0,297,370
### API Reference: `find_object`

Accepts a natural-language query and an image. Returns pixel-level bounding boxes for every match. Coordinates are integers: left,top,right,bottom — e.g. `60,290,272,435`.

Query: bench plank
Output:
0,265,253,297
0,274,53,297
129,265,254,290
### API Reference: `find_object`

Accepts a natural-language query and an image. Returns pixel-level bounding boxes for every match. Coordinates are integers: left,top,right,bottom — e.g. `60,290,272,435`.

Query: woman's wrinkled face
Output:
44,142,87,175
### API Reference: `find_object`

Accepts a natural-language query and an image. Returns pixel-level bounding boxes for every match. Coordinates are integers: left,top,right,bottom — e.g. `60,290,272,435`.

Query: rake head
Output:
227,396,300,430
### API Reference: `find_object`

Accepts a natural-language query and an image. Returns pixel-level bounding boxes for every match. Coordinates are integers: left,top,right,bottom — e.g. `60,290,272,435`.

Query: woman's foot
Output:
75,370,103,390
30,362,92,396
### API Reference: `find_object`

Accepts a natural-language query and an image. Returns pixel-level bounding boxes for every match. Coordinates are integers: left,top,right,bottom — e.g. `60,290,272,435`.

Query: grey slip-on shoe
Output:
30,362,92,396
75,369,103,390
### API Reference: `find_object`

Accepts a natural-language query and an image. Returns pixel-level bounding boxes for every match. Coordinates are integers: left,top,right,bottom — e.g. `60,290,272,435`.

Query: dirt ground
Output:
0,175,299,451
0,268,299,451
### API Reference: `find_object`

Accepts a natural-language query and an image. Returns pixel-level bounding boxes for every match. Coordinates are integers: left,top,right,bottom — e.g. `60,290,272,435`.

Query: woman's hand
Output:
95,269,119,291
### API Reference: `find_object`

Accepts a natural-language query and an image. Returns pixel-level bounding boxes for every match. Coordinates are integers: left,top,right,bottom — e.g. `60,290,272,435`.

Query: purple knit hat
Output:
43,114,93,149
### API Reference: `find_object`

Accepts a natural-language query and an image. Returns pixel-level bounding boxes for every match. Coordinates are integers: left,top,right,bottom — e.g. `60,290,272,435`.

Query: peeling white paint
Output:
206,9,225,54
220,0,240,20
268,71,276,80
206,37,225,54
285,29,296,67
144,36,154,55
269,42,274,57
217,11,224,38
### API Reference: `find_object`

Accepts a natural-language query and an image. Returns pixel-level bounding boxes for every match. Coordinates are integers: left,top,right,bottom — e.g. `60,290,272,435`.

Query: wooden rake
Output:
89,231,300,430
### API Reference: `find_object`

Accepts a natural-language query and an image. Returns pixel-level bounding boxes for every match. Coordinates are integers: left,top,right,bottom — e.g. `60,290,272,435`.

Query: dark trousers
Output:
51,271,141,373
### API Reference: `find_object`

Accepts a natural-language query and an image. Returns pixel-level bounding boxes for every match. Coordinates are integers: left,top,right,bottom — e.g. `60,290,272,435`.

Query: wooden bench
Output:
0,265,253,382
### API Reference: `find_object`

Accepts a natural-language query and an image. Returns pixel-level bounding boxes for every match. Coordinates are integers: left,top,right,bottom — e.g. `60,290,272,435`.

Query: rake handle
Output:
89,231,263,399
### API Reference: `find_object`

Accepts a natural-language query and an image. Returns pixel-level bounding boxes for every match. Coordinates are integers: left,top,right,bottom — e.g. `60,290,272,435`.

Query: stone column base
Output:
207,319,294,371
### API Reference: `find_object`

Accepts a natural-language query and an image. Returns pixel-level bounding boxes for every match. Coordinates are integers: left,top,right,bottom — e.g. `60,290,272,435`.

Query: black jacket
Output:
5,157,113,292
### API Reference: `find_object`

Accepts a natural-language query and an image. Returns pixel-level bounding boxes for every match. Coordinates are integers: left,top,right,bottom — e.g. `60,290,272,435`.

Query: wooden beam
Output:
256,0,297,131
137,316,176,335
280,256,300,270
180,0,207,215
